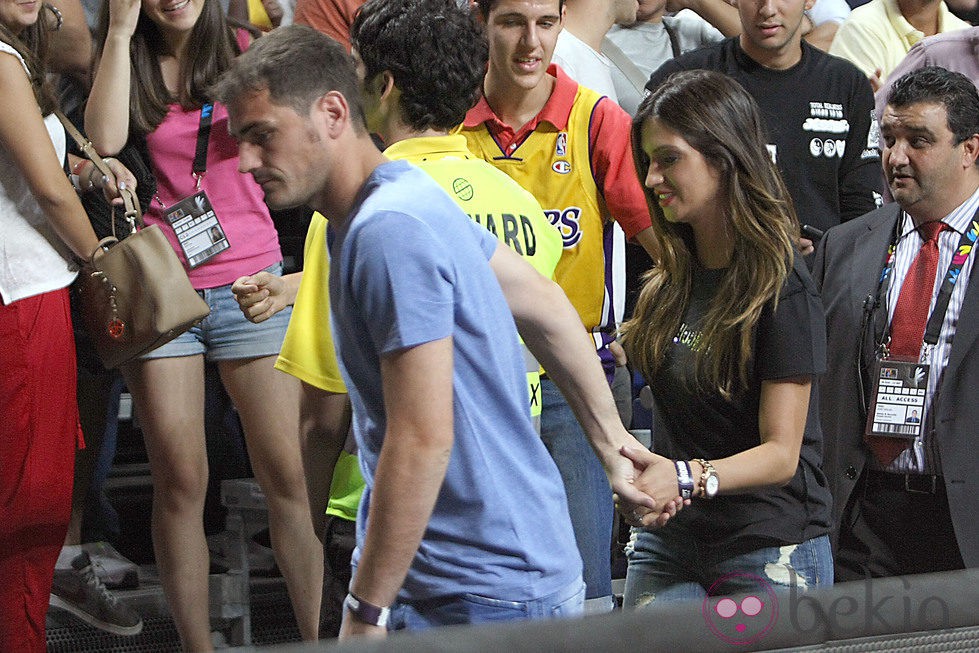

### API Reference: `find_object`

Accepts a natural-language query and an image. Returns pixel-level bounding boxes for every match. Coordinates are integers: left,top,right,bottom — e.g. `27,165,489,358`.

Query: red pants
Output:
0,288,79,652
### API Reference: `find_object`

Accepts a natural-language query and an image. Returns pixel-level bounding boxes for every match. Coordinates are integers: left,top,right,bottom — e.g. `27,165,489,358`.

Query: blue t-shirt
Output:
329,160,581,602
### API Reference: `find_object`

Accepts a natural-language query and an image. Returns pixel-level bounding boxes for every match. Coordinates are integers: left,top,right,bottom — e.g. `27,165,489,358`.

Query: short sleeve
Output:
754,257,828,380
347,211,455,355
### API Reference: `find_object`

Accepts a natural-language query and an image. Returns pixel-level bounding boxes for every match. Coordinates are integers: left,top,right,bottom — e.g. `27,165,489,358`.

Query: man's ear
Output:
378,71,396,103
315,90,351,137
962,132,979,168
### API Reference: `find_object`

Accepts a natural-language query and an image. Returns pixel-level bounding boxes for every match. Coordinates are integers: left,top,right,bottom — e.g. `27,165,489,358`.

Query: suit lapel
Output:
851,206,901,364
945,239,979,380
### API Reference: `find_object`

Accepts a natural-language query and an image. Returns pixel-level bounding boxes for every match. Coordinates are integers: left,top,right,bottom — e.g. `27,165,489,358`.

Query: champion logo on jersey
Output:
556,132,568,156
552,161,572,174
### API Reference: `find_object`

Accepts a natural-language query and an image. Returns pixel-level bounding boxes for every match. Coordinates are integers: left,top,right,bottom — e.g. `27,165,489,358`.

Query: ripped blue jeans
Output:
623,523,832,608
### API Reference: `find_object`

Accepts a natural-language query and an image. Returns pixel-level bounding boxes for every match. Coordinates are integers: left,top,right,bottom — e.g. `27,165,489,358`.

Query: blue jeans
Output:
624,524,833,607
387,577,585,631
539,379,614,609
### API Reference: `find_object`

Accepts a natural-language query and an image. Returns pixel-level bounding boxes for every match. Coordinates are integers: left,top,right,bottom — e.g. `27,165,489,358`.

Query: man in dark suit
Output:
815,66,979,580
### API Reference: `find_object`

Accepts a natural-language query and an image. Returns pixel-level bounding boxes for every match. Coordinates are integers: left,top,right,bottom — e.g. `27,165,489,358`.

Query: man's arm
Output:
669,0,741,37
488,243,681,517
588,98,659,261
341,336,455,639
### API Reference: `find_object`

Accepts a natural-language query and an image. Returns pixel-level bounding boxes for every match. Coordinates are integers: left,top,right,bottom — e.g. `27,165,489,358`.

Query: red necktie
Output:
867,220,947,466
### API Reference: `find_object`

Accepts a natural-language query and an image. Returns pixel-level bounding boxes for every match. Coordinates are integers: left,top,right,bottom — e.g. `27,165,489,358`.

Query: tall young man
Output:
218,24,679,638
647,0,884,246
463,0,658,612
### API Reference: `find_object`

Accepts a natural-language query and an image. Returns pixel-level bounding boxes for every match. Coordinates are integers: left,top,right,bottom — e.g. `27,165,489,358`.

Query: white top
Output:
808,0,851,25
606,11,724,115
552,29,619,100
0,42,76,304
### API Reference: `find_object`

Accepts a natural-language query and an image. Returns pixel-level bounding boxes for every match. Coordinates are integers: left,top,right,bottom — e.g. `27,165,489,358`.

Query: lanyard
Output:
873,209,979,351
192,103,214,186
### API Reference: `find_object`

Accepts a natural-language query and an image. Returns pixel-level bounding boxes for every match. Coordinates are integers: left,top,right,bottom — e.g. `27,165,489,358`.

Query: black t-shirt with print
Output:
647,254,833,554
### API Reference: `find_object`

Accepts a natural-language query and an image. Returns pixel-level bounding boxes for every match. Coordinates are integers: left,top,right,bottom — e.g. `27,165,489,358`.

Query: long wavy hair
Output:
0,16,56,115
621,70,798,399
93,0,239,135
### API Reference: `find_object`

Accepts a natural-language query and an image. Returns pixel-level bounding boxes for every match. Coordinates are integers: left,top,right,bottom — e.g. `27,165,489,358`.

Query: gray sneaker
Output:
49,552,143,636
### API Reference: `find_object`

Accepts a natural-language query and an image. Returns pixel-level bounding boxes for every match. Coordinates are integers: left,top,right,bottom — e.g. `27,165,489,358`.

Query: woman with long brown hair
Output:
0,3,133,648
85,0,322,648
619,69,833,605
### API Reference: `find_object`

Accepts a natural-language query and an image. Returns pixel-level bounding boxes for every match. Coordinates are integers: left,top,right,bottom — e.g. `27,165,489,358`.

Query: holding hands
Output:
614,446,691,529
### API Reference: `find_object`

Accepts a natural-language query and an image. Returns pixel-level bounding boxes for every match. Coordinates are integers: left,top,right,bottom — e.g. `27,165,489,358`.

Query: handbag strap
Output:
602,36,650,97
55,109,144,240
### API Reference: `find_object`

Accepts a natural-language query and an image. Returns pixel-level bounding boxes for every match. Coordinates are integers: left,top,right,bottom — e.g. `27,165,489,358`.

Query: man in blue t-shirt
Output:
215,25,682,638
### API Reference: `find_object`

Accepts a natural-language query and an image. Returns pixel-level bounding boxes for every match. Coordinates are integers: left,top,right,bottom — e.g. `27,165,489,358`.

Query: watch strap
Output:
693,458,718,498
344,592,390,628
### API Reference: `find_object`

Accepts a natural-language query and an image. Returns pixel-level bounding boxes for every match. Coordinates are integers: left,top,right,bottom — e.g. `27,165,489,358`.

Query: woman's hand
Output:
98,157,138,206
615,447,689,529
107,0,141,37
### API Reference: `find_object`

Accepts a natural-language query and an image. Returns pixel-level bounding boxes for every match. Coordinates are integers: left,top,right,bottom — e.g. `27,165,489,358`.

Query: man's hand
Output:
615,446,689,528
231,271,298,323
869,67,884,93
339,610,387,640
798,236,815,256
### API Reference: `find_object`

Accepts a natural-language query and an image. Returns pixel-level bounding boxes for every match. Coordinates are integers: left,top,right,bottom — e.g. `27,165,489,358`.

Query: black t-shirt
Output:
647,38,884,232
648,254,833,553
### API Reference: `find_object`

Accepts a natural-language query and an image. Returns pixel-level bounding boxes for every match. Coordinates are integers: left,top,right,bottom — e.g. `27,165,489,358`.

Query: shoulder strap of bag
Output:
602,36,649,97
55,109,144,241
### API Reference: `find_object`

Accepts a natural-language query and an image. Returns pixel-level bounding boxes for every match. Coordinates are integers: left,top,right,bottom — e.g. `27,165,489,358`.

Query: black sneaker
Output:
49,552,143,636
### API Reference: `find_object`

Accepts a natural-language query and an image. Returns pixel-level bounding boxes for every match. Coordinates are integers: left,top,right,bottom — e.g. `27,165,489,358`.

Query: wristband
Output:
674,460,694,500
343,592,390,628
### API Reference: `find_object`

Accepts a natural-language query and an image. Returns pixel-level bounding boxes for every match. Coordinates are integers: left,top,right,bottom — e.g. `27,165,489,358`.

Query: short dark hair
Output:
887,66,979,144
212,24,366,131
351,0,487,131
475,0,565,20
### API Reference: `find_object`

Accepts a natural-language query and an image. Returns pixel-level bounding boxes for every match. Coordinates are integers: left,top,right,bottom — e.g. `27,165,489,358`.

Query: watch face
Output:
706,474,719,497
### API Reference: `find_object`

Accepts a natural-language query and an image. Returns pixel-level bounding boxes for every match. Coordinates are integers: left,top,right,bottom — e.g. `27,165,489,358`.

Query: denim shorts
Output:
387,576,585,631
141,263,292,362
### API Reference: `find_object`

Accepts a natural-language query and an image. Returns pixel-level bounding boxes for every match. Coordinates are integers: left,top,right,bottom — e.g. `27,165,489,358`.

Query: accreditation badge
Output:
164,191,229,268
865,357,928,441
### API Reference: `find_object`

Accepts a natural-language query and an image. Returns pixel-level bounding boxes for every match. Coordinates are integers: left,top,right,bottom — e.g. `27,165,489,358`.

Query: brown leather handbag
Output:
59,112,210,369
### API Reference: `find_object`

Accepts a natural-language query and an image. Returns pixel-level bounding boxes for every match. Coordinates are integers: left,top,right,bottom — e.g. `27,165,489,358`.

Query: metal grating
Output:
46,579,301,651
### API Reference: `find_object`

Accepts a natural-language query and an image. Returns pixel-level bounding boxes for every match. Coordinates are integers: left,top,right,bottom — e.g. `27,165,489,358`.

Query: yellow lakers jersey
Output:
462,85,613,335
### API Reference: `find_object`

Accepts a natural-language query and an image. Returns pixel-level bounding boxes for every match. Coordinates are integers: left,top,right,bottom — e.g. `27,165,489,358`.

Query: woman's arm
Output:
621,377,810,525
46,0,93,79
692,377,811,493
85,0,141,154
0,55,98,259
